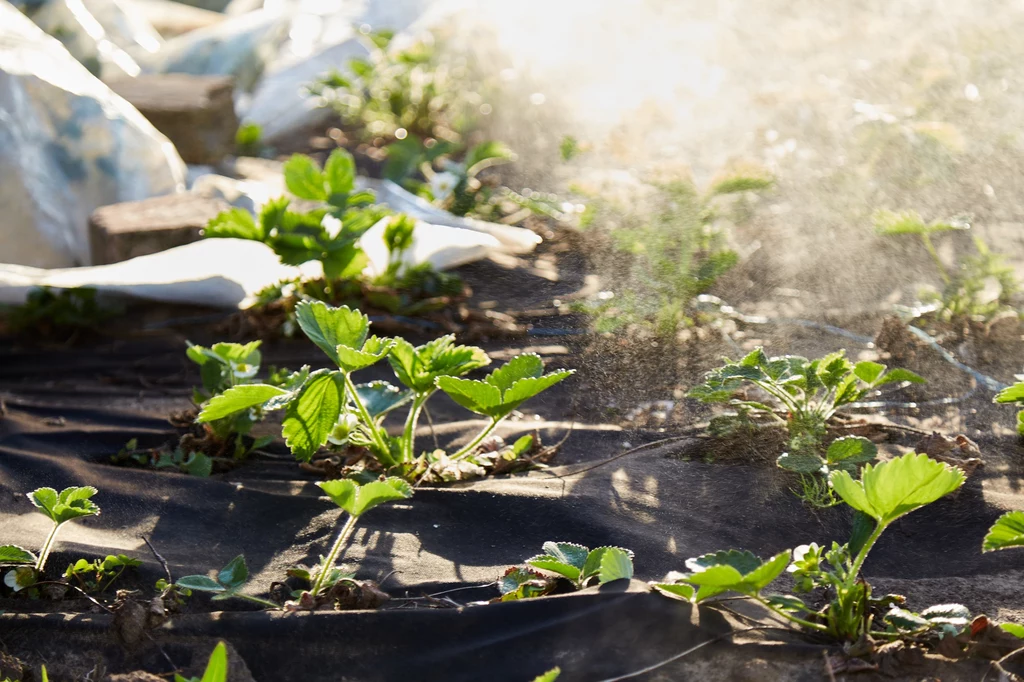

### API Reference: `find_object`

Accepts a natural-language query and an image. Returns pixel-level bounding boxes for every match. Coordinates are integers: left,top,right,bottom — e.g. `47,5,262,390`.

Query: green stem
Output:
921,233,950,284
753,595,829,633
451,417,501,459
35,522,61,573
401,393,430,462
343,373,394,467
311,513,360,598
847,522,886,586
99,566,125,594
236,593,283,609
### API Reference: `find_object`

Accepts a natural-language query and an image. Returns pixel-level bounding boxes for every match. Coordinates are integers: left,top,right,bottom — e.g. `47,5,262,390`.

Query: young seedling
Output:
177,555,279,609
1,486,100,592
532,668,561,682
175,641,228,682
499,541,634,602
293,477,412,608
689,347,924,503
652,453,966,642
64,554,141,593
994,381,1024,437
874,209,1019,322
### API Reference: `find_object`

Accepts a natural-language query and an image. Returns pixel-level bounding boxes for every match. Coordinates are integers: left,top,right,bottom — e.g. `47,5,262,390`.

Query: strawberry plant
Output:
1,486,100,593
2,286,117,340
499,541,634,601
652,453,967,642
994,381,1024,437
177,555,279,609
64,554,140,593
689,348,924,504
196,301,573,480
874,209,1019,322
573,166,773,338
286,477,413,609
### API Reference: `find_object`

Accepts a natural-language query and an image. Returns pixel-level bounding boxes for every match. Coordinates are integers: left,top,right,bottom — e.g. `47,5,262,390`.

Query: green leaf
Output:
920,603,970,626
540,541,589,570
531,668,560,682
204,208,262,241
354,381,413,418
30,486,100,524
526,557,580,582
776,450,824,474
995,382,1024,405
388,335,490,393
322,243,369,281
741,551,792,591
501,371,574,412
218,555,249,589
885,607,931,631
581,546,635,583
982,511,1024,552
323,149,356,196
825,436,878,468
512,435,534,456
1001,623,1024,639
317,477,413,517
176,575,225,593
853,361,886,385
829,453,965,526
295,301,369,367
766,594,813,614
0,545,37,564
875,368,926,386
284,154,327,201
335,335,394,372
598,547,634,583
282,370,345,461
486,354,544,392
200,642,229,682
651,581,696,601
182,452,213,477
680,550,791,600
498,566,547,596
435,376,502,415
686,549,763,576
197,384,286,422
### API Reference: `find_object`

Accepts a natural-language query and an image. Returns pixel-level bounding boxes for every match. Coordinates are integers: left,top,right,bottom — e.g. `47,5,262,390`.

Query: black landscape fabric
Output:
1,335,1023,681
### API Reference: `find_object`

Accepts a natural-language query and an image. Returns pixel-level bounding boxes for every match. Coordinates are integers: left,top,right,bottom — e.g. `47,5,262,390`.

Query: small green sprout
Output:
298,477,413,606
652,453,965,642
499,541,634,602
175,641,228,682
1,486,101,592
177,555,279,609
64,554,140,593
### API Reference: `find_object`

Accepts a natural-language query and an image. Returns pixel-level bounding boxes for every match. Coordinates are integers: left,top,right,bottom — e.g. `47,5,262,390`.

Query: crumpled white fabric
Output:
0,0,185,268
0,220,501,309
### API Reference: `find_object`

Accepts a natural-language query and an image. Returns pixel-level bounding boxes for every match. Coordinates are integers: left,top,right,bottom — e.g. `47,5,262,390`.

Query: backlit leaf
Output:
598,547,634,583
982,510,1024,552
526,557,580,582
176,575,225,592
486,354,544,392
540,541,589,570
995,382,1024,405
651,581,695,601
829,452,964,526
284,154,327,201
323,149,356,196
199,642,229,682
825,436,878,467
435,376,502,415
197,384,286,422
334,335,393,372
853,361,886,385
31,486,100,524
218,555,249,589
295,301,369,366
282,370,344,461
317,477,412,517
0,545,36,564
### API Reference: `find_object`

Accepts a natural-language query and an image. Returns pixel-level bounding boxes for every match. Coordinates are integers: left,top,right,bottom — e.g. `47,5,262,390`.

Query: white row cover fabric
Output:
0,0,186,268
0,219,501,309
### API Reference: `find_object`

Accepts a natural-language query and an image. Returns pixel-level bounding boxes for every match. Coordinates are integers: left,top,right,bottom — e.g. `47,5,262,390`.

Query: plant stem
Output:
753,595,829,633
35,522,61,573
401,393,430,462
847,522,886,586
311,513,359,597
921,233,950,284
236,593,283,609
343,373,394,466
451,417,501,459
